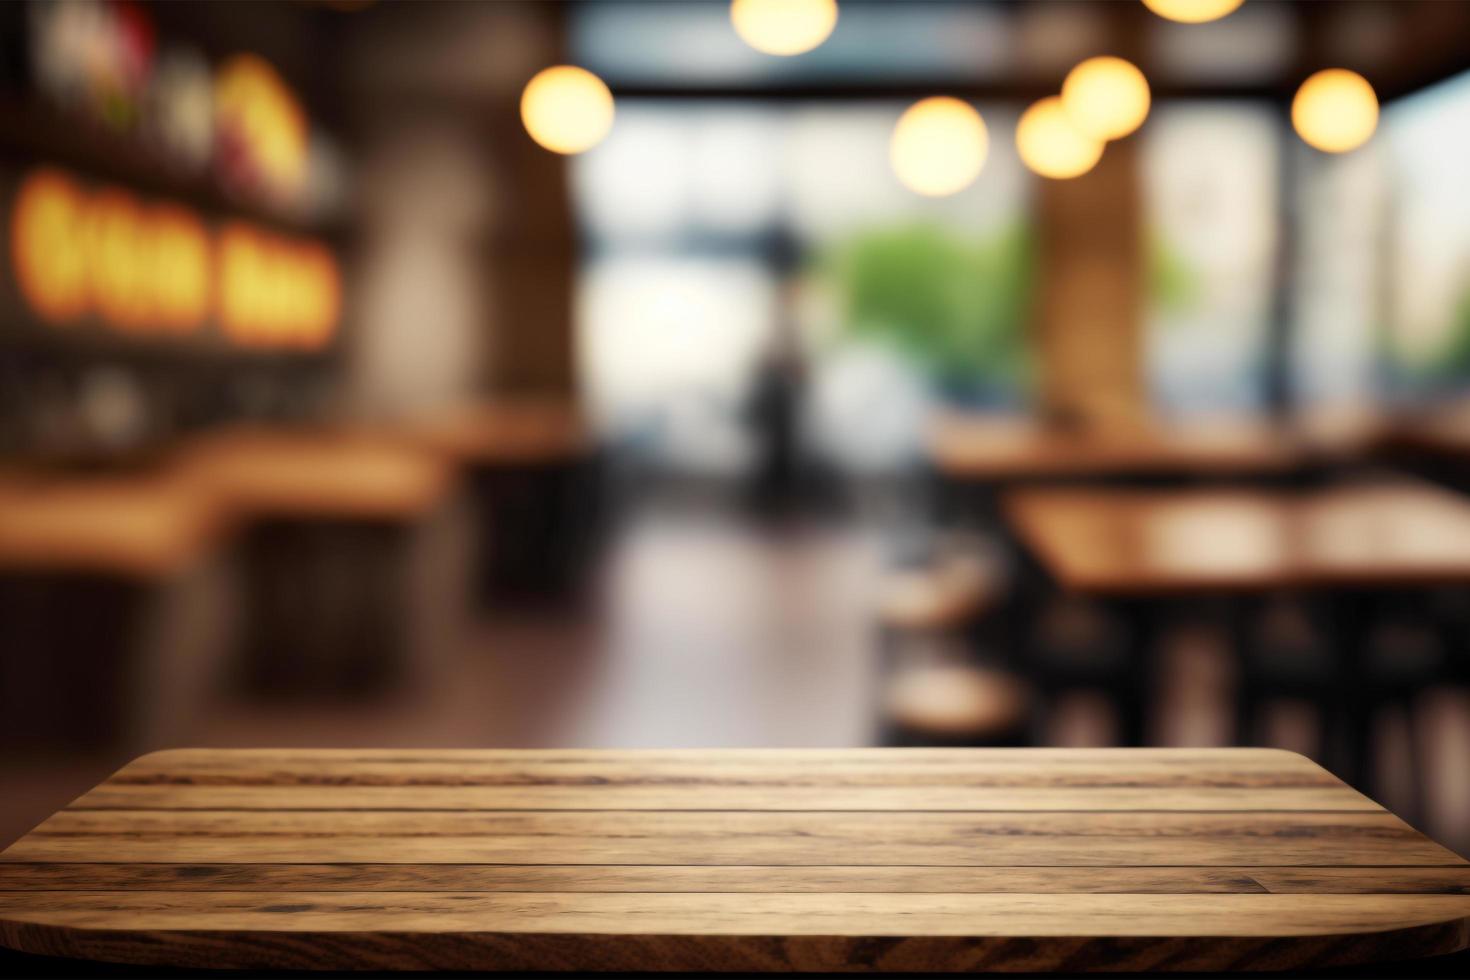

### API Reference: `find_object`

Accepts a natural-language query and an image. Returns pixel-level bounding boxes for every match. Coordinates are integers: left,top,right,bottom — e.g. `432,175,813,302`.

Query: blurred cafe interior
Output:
4,0,1470,859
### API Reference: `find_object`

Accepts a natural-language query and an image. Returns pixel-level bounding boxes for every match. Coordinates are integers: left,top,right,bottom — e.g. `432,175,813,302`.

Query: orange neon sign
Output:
9,168,339,350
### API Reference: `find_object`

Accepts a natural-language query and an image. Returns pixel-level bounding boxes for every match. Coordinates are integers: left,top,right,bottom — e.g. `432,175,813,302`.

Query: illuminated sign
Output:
217,223,339,349
8,167,339,350
214,54,310,205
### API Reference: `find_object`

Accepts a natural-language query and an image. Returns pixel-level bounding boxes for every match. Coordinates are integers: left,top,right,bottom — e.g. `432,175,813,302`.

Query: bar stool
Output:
882,653,1030,747
877,553,996,641
874,545,1028,746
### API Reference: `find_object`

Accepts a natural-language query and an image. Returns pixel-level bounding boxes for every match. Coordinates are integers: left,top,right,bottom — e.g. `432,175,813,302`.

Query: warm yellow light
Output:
1016,97,1104,180
889,97,989,197
1292,69,1379,154
730,0,838,56
218,224,341,350
214,54,309,200
520,66,615,155
10,169,89,323
1141,0,1244,24
1061,56,1151,141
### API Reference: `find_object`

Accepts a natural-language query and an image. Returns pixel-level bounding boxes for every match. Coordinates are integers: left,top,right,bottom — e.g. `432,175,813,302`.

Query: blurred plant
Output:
1415,280,1470,385
825,221,1033,394
1149,232,1201,316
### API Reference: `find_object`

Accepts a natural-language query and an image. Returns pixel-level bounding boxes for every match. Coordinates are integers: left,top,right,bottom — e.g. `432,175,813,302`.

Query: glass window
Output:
1142,103,1280,415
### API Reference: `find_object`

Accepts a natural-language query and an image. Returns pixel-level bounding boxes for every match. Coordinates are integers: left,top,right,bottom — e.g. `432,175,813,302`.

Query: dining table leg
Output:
1112,597,1161,747
1320,587,1375,790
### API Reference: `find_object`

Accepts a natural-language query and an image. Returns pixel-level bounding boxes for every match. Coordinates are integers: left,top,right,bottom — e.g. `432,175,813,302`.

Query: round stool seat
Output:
883,663,1029,740
878,554,998,631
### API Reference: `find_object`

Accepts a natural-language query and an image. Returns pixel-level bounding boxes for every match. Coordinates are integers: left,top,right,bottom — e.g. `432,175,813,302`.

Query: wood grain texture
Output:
0,748,1466,973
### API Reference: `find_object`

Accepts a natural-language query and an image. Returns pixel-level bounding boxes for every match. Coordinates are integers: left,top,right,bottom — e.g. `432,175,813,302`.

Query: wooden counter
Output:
1,747,1467,973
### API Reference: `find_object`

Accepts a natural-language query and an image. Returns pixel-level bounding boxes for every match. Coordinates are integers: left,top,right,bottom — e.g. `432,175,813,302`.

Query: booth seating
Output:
874,544,1028,746
0,467,230,747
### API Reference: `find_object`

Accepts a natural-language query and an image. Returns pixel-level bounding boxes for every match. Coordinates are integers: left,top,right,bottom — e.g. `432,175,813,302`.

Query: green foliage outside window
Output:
825,221,1033,397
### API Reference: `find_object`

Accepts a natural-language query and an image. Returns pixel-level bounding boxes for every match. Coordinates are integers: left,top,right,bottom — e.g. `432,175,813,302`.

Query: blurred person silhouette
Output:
745,228,807,520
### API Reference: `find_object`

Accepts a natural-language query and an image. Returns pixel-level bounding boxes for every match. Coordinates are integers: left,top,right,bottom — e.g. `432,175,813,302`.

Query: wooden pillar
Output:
482,6,578,401
1033,134,1146,431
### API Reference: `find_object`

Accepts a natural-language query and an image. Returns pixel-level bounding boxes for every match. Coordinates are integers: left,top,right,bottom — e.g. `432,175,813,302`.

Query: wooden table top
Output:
405,399,590,465
1,748,1467,973
929,414,1302,481
0,426,454,578
0,470,226,579
176,426,455,522
1004,481,1470,595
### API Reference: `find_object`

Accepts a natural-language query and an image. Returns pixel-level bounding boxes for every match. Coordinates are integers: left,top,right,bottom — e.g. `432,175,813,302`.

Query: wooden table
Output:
1002,480,1470,596
929,415,1303,483
1,748,1467,974
0,468,225,580
177,426,455,523
404,399,590,467
174,426,458,693
0,469,229,747
403,400,599,598
1003,480,1470,773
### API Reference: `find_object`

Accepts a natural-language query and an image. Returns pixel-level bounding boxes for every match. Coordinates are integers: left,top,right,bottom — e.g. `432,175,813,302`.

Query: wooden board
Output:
1003,481,1470,595
1,748,1467,973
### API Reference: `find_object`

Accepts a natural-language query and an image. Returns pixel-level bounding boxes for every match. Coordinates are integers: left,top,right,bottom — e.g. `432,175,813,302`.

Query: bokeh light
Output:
1292,68,1379,153
730,0,838,57
1016,97,1104,180
1061,56,1151,141
889,97,989,197
1141,0,1244,24
520,66,615,155
214,54,310,202
10,168,211,334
